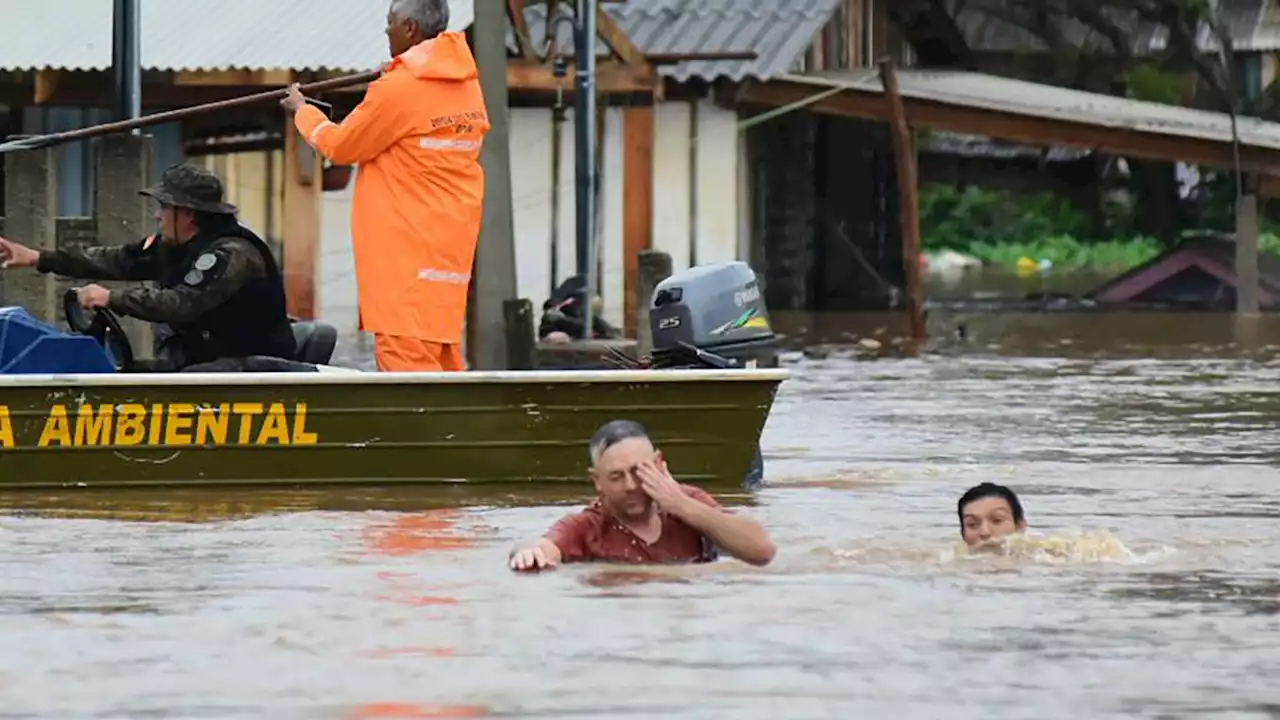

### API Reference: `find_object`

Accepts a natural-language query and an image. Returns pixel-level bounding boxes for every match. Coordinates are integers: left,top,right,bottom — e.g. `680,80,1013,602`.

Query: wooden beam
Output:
33,70,59,104
174,69,294,86
736,78,1280,176
506,61,657,93
1257,172,1280,198
623,105,654,338
328,62,660,96
596,7,646,65
281,117,322,320
878,61,926,344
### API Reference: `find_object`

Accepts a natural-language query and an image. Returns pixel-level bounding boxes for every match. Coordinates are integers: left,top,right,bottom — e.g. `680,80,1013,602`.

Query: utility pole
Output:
574,0,598,339
471,0,519,368
112,0,141,124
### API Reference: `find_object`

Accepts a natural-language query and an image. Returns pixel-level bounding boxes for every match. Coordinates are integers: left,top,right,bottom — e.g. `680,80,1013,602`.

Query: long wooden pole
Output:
878,59,927,344
0,71,380,154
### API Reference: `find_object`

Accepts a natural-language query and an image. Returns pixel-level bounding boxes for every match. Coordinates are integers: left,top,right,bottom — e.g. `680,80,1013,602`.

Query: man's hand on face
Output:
75,284,111,309
635,459,691,515
508,544,557,573
0,236,39,269
280,83,307,113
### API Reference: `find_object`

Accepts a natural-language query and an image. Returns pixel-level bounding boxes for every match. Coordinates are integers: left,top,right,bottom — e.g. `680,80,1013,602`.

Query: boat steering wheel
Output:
63,289,136,372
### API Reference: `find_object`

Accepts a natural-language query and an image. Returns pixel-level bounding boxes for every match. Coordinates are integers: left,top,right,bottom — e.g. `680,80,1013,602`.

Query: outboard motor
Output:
648,261,777,370
647,261,777,490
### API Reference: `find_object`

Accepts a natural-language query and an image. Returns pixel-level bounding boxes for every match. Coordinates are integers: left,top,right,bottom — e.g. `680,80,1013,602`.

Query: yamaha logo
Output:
733,286,761,307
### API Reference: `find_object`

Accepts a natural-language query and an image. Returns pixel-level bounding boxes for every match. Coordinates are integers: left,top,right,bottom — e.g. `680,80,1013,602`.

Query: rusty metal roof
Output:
0,0,835,82
0,0,472,72
785,68,1280,153
952,0,1264,56
1223,0,1269,49
1236,0,1280,50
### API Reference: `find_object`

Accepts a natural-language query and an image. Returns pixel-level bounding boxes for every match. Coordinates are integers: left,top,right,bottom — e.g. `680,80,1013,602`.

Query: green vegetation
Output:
963,236,1163,271
920,184,1280,272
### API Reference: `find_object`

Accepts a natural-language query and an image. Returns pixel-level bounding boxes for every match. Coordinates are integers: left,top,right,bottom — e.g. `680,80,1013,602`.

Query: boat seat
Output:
292,321,338,365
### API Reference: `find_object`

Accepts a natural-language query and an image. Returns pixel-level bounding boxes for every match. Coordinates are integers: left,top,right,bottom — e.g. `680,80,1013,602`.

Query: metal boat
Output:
0,366,784,491
0,260,788,491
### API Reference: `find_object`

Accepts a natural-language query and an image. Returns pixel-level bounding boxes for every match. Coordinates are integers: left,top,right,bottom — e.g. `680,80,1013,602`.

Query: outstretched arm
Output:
36,236,159,282
508,512,592,572
290,78,406,165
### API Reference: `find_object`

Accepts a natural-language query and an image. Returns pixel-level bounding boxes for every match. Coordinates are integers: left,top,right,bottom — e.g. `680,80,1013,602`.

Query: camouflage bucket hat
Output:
139,164,238,215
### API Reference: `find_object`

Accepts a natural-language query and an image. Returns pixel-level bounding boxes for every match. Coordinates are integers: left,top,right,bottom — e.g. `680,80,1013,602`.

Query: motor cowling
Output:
648,261,776,369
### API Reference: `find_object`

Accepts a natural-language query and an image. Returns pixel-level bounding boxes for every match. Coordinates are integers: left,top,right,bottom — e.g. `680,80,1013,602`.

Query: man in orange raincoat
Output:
281,0,489,372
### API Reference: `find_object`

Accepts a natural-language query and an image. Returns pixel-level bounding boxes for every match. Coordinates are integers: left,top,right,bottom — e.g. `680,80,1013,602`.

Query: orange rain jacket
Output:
293,33,490,344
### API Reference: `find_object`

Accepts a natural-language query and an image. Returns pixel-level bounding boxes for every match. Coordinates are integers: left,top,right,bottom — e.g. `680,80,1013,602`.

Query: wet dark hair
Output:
588,419,650,463
957,482,1024,532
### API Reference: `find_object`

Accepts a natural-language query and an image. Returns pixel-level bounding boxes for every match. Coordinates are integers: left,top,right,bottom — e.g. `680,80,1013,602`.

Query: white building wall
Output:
651,101,693,273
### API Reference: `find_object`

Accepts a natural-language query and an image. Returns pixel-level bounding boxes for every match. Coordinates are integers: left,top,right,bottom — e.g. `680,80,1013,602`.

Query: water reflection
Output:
5,295,1280,716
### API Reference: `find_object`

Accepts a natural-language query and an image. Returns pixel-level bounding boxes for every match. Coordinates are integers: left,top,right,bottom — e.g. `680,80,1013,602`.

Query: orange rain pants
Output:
374,334,465,372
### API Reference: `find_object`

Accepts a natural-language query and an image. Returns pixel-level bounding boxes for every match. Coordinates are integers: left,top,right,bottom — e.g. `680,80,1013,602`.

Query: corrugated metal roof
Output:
787,68,1280,152
1238,0,1280,50
0,0,835,82
0,0,472,72
1222,0,1268,49
612,0,840,82
952,0,1255,56
506,0,840,82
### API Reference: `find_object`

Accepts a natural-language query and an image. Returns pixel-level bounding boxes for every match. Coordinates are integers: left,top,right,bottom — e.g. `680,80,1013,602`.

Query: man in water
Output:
957,482,1027,546
0,164,296,372
508,420,776,572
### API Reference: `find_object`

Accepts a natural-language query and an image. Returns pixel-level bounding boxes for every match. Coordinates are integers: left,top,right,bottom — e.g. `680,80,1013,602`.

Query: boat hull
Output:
0,368,786,491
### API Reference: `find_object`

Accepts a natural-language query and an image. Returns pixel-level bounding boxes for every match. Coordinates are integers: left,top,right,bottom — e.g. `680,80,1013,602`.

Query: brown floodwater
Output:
4,281,1280,718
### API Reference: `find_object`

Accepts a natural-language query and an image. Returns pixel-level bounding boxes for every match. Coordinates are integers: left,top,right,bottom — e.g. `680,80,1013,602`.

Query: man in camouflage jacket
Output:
0,164,297,371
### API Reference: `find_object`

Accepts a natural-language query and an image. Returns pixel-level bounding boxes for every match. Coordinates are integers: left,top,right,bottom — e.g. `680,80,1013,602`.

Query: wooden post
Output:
282,117,321,320
878,59,926,344
636,249,673,356
2,149,59,323
622,105,655,339
1235,186,1260,315
470,0,519,369
93,133,154,356
503,298,536,369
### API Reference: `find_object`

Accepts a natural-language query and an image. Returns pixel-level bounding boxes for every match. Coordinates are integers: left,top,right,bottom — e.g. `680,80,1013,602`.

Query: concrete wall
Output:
316,97,743,335
19,106,184,217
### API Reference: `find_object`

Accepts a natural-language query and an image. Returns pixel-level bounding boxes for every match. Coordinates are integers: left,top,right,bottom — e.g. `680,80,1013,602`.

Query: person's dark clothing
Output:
37,218,296,370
